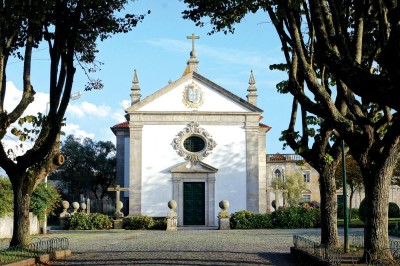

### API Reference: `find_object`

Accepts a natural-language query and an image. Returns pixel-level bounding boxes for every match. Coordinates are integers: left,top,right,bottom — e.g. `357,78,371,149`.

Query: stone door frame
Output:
170,162,217,226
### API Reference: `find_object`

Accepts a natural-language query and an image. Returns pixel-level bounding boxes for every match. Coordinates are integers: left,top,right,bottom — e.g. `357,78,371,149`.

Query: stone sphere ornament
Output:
62,200,70,210
72,201,79,212
219,200,229,211
168,200,177,210
80,203,87,211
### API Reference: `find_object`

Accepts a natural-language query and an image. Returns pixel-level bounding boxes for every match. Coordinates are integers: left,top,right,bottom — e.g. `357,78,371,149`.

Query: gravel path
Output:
44,228,316,265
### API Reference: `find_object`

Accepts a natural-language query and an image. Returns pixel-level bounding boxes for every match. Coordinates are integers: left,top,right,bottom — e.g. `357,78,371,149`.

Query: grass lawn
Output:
337,218,400,232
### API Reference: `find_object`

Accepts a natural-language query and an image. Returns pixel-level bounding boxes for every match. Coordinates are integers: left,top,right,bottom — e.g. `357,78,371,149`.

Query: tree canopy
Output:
0,0,148,247
272,171,306,206
49,135,117,201
183,0,400,260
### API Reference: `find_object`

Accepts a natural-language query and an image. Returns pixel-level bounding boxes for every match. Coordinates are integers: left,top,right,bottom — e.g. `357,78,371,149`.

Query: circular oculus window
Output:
183,135,205,153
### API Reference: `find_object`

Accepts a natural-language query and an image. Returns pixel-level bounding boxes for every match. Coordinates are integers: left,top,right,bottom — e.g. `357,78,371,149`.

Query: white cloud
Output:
1,137,33,160
67,101,112,118
113,112,127,123
63,123,95,140
67,104,85,117
121,100,130,109
5,81,49,116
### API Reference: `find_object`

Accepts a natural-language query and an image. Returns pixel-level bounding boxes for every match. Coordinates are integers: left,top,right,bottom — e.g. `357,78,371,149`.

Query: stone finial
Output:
80,202,87,213
166,200,178,231
130,69,141,105
218,200,230,218
186,33,200,73
71,202,79,214
246,70,257,106
218,200,231,230
60,201,71,218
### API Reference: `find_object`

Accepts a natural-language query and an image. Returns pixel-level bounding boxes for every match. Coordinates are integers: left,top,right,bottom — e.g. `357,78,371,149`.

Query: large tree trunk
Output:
10,174,35,247
319,166,339,247
362,166,392,261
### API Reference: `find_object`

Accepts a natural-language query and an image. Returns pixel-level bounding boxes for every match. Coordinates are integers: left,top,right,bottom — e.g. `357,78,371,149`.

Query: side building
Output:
265,153,320,213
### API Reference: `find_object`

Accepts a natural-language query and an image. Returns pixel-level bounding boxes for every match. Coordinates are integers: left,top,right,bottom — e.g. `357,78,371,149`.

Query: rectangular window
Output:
303,195,311,202
303,171,311,183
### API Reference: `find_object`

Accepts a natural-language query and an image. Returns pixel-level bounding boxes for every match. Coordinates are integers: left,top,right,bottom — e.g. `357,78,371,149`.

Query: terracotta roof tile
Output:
112,121,128,128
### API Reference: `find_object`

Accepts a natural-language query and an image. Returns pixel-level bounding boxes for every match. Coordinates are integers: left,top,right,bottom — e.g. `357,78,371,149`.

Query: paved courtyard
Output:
45,228,319,265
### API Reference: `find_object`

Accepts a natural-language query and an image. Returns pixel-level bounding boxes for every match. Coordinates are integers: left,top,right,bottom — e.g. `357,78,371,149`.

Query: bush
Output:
350,208,359,219
68,212,112,230
230,210,273,229
0,178,13,217
389,202,400,218
0,178,61,220
30,182,61,220
273,205,320,229
310,201,320,208
338,205,360,220
150,217,167,230
337,204,345,219
124,216,154,230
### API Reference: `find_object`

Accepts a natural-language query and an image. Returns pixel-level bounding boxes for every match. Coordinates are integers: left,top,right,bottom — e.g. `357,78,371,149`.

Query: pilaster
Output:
129,123,143,216
245,116,261,213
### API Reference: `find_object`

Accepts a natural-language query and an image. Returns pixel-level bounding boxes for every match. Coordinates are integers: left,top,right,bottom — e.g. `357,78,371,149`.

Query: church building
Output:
111,35,271,226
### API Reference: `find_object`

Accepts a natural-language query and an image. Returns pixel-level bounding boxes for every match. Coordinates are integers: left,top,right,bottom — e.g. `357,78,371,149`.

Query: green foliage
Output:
350,208,359,220
30,182,61,220
389,202,400,218
124,216,155,230
323,154,334,165
68,213,112,230
230,206,320,229
230,210,273,229
0,177,13,217
337,205,359,220
271,171,306,206
337,219,364,228
230,210,252,229
0,178,61,220
150,217,167,230
273,205,321,229
11,113,46,143
335,155,363,192
49,135,116,201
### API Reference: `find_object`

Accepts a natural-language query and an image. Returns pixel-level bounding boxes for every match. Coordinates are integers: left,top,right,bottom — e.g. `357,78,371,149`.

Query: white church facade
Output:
111,35,271,226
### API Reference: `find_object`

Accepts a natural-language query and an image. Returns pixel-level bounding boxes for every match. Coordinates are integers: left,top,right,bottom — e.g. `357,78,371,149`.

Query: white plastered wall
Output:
138,79,250,112
140,124,247,220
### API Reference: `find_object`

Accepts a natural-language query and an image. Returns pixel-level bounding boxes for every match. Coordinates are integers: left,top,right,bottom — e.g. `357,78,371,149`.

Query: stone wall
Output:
0,213,40,238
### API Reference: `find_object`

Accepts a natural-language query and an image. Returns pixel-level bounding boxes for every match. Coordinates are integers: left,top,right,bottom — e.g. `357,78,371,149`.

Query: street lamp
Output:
43,91,82,234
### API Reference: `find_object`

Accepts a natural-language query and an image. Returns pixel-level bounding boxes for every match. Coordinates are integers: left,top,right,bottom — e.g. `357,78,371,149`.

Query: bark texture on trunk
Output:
363,167,392,261
319,166,339,247
10,175,34,247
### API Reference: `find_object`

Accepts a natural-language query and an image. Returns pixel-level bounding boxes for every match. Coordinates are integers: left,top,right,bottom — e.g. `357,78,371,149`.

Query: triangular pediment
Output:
125,72,262,113
170,161,218,173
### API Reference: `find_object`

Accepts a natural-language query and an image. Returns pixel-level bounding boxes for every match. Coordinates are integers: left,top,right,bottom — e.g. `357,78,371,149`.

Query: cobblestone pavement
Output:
45,228,318,265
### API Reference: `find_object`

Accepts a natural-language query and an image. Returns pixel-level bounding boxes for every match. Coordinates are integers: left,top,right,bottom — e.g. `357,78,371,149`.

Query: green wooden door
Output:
183,182,205,225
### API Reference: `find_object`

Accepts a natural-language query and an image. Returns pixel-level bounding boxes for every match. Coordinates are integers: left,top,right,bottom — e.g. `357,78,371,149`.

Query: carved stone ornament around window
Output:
182,82,204,108
171,122,217,163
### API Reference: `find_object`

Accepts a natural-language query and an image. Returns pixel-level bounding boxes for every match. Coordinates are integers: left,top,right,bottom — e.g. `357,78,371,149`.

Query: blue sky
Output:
4,0,295,157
